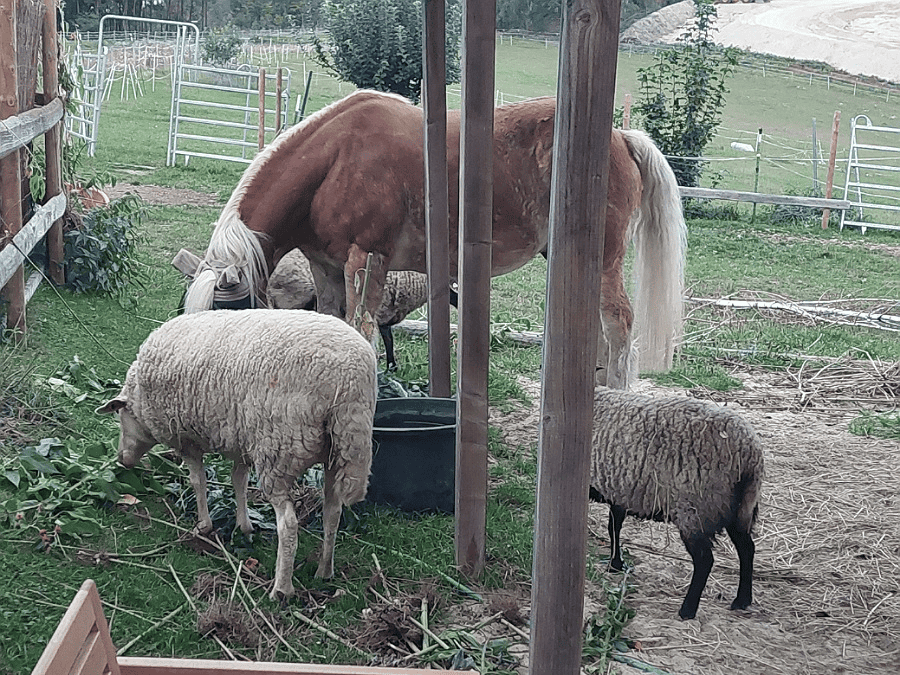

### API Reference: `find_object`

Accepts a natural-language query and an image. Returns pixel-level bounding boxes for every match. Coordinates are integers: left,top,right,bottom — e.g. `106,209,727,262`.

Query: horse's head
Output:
174,248,268,313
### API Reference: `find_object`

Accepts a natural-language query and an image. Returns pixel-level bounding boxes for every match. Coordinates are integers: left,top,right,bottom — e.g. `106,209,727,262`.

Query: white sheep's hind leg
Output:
183,450,212,534
316,464,343,579
232,460,253,535
269,494,298,601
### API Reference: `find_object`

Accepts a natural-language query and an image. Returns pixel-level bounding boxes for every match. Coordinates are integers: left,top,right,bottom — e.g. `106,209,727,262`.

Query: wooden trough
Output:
31,579,473,675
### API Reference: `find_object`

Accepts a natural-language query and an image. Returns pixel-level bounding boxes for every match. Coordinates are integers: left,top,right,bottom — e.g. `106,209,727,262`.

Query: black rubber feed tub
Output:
367,397,456,514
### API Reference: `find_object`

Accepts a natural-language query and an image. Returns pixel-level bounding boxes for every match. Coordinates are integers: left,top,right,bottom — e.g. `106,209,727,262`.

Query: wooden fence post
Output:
455,0,496,579
257,67,266,150
530,0,621,672
423,0,451,399
1,0,26,335
43,0,64,285
822,110,841,229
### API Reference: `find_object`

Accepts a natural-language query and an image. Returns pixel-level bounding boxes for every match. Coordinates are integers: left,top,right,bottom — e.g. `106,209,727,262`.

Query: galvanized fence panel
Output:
167,62,291,166
841,115,900,233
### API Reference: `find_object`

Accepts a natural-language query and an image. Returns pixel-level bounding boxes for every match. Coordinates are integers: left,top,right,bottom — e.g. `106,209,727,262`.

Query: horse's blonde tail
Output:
621,129,687,373
183,268,217,313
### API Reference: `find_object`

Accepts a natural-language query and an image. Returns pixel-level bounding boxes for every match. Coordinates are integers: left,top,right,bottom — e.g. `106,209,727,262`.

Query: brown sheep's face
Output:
96,396,157,467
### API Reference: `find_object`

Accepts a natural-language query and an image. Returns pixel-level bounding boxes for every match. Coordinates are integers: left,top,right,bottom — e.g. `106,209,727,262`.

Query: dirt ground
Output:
479,367,900,675
626,0,900,85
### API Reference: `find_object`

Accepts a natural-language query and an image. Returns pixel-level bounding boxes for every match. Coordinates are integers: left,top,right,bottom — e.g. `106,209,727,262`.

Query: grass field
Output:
1,34,899,674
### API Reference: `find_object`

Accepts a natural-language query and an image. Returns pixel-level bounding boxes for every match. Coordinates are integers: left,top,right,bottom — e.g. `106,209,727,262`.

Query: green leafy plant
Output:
312,0,461,103
64,194,146,297
582,574,637,673
636,0,738,187
202,26,244,65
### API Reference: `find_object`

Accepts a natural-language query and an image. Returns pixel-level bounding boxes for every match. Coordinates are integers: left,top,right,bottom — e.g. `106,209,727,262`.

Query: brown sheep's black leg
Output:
679,534,714,620
607,504,627,571
380,324,397,371
727,523,755,610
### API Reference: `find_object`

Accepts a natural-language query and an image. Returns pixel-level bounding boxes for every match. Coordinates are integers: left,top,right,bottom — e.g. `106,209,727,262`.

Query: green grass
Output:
2,35,900,675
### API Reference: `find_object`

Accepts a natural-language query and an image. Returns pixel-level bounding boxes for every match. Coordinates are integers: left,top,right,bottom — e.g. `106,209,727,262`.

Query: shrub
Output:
636,0,738,187
312,0,461,104
64,195,146,298
202,26,244,65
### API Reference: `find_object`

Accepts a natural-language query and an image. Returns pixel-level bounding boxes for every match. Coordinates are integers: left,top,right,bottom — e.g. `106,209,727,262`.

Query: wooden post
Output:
622,92,631,130
1,0,25,335
257,67,266,150
822,110,841,229
423,0,451,398
275,67,283,134
43,0,64,285
530,0,620,672
455,0,495,579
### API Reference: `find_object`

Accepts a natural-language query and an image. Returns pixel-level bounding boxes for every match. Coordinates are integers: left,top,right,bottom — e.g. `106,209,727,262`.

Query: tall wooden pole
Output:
257,67,266,150
822,110,841,229
1,0,25,335
455,0,495,578
530,0,621,673
423,0,451,398
43,0,64,285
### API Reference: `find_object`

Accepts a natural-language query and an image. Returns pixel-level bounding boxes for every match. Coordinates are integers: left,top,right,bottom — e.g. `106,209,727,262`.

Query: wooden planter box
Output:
32,580,474,675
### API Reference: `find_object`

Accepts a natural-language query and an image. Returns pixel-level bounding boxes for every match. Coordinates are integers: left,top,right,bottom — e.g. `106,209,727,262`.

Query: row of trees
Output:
64,0,682,34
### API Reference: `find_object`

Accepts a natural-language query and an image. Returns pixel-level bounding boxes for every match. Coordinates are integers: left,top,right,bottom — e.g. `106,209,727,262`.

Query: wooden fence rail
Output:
1,0,65,336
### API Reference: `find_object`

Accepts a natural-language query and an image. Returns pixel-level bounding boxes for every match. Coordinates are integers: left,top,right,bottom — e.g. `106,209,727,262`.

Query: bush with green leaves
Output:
313,0,461,103
636,0,738,187
64,195,146,297
202,26,244,65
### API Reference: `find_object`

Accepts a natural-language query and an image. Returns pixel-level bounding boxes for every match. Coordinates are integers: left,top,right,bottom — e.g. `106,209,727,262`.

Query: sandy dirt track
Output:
695,0,900,84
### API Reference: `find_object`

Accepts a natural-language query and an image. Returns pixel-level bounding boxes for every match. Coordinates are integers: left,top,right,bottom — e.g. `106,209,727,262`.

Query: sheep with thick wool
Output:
589,386,764,620
97,309,377,601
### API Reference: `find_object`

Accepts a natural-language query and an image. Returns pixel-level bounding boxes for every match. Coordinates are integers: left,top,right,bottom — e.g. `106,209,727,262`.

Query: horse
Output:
183,89,687,388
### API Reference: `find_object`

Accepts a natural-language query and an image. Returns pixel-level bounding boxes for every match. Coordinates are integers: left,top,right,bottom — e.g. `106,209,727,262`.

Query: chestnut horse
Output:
184,90,686,388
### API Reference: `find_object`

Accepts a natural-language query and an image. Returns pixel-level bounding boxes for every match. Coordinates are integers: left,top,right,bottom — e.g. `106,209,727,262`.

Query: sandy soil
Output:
655,0,900,84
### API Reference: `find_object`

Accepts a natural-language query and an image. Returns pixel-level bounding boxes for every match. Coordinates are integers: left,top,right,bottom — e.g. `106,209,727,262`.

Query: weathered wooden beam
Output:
680,186,850,210
43,0,65,284
455,0,496,579
423,0,451,398
530,0,621,673
1,0,25,335
0,193,66,288
0,96,64,160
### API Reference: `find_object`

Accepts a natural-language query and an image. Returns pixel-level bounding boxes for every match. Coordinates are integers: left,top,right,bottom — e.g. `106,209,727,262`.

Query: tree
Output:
636,0,737,187
312,0,461,104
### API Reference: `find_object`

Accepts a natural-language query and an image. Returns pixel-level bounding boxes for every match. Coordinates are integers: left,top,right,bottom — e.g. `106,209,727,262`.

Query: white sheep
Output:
589,386,764,620
96,309,377,601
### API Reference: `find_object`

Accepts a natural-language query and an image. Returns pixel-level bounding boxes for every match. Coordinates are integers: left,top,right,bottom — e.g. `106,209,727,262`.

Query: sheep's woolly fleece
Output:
589,386,762,538
118,309,376,500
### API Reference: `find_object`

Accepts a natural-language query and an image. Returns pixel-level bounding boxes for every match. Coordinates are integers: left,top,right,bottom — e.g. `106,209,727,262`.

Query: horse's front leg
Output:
344,243,388,347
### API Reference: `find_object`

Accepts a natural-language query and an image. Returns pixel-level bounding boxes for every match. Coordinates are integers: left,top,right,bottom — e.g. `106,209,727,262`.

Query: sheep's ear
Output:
96,397,127,415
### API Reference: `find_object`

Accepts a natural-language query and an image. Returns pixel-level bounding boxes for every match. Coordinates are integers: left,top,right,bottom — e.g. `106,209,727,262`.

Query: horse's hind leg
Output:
597,267,634,389
344,243,388,345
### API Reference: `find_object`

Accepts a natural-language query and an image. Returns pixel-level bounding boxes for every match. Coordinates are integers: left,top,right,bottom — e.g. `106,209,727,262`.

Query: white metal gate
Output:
167,62,291,166
841,115,900,233
63,15,200,157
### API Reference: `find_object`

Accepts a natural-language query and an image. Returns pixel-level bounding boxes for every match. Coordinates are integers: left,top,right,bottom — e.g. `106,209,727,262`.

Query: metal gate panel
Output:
841,115,900,233
167,61,291,166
